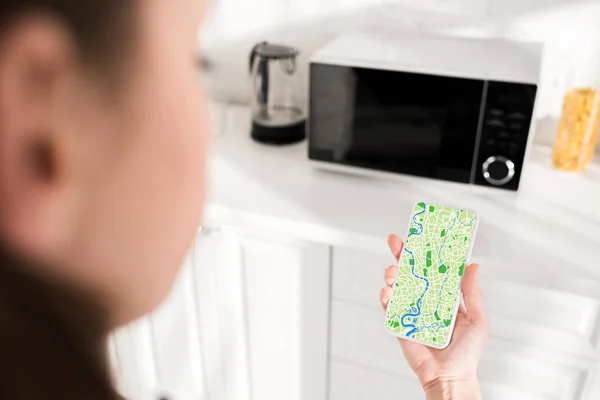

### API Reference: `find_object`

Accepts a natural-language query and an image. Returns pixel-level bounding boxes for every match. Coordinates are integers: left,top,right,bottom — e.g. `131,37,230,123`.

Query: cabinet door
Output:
109,320,157,400
110,229,251,400
231,229,330,400
109,228,330,400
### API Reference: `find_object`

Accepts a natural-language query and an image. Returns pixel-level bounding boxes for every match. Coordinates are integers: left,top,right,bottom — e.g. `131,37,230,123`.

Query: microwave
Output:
308,33,543,191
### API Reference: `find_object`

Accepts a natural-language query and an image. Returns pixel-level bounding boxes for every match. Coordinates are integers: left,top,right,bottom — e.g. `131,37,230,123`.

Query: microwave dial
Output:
482,156,515,186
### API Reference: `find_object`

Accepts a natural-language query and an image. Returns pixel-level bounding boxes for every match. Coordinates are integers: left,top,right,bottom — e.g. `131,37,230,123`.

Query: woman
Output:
0,1,488,399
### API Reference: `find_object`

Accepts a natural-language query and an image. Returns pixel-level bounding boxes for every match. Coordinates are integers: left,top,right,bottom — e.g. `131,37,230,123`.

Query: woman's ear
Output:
0,13,80,261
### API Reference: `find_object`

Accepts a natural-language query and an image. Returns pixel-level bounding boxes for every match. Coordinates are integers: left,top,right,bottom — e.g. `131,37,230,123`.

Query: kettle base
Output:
251,119,306,145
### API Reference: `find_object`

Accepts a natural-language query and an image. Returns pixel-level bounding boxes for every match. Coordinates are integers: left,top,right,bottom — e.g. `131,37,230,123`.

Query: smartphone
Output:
385,202,479,349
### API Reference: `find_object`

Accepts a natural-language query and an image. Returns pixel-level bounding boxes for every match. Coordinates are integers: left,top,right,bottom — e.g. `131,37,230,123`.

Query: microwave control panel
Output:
473,81,537,191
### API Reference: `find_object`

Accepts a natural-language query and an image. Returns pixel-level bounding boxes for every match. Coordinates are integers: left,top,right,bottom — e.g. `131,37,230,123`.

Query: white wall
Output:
199,0,600,149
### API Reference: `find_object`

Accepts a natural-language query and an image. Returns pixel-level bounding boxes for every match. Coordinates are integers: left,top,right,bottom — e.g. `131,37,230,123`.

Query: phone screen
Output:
385,202,477,349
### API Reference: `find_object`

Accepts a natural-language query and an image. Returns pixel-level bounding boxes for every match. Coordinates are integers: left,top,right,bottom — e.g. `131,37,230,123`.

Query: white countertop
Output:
205,103,600,280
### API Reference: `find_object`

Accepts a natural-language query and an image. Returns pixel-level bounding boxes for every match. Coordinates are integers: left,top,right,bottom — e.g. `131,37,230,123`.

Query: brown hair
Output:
0,1,135,73
0,2,135,399
0,244,120,399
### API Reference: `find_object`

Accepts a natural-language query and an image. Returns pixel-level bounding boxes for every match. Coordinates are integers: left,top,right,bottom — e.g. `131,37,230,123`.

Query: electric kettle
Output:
249,42,306,144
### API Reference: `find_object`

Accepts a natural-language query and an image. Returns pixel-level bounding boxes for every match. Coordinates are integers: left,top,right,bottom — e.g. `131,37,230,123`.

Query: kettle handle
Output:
249,41,267,74
249,42,270,109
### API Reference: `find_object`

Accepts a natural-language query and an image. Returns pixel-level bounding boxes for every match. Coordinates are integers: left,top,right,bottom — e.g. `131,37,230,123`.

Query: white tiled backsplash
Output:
199,0,600,150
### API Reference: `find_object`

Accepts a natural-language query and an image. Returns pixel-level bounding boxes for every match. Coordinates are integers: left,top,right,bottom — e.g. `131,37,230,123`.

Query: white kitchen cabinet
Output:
109,321,156,400
330,360,424,400
109,226,330,400
232,228,330,400
110,230,220,400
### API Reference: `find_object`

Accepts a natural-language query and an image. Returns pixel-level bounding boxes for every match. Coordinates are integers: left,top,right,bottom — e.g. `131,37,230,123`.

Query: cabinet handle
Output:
198,226,222,237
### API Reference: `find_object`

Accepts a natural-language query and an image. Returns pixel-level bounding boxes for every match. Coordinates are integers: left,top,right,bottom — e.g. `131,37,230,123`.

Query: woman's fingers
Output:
384,265,398,286
388,233,404,262
458,293,468,315
381,265,398,309
384,234,402,310
380,286,394,309
461,263,487,324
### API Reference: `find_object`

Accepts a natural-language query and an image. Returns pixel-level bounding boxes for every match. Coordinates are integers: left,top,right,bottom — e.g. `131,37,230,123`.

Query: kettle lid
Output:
252,42,299,59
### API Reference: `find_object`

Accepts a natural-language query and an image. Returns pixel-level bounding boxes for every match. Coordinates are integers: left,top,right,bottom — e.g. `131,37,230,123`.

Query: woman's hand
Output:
380,234,489,400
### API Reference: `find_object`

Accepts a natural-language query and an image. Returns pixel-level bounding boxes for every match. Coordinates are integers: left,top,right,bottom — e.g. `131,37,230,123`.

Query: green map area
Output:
386,202,476,347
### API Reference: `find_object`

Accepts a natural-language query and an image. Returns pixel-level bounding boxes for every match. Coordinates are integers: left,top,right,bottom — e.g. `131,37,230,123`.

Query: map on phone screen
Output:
385,202,477,349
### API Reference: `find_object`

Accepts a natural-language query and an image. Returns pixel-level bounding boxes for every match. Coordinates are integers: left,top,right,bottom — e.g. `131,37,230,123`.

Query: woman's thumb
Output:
461,264,486,319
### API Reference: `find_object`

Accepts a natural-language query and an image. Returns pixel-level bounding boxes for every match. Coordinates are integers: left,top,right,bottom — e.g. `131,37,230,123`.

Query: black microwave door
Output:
309,63,484,183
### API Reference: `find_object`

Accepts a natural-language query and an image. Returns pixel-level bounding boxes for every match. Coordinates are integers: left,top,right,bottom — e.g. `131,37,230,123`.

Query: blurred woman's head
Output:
0,0,209,326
